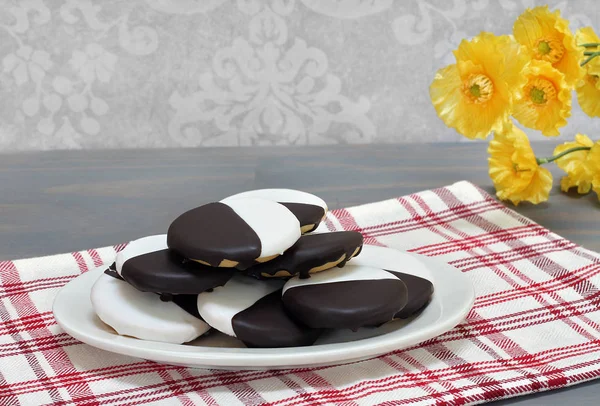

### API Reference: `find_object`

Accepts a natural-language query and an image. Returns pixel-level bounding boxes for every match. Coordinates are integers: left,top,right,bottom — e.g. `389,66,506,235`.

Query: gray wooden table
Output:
0,142,598,405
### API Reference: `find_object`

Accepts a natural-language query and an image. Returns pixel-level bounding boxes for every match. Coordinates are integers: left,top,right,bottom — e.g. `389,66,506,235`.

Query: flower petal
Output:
433,33,527,140
514,6,583,86
488,124,551,205
576,75,600,117
554,134,597,194
513,60,571,136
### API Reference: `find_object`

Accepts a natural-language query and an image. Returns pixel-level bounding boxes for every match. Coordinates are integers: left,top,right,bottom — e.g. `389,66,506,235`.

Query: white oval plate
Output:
53,245,474,370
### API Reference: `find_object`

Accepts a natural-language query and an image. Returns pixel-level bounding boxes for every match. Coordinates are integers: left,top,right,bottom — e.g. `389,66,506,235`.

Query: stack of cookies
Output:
91,189,434,348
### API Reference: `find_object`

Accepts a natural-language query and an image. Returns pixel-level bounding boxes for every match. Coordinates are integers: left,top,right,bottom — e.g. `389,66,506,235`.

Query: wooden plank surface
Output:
1,142,599,406
0,142,598,261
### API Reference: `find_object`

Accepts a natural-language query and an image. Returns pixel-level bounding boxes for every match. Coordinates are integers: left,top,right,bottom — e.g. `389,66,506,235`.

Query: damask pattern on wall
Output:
0,0,599,151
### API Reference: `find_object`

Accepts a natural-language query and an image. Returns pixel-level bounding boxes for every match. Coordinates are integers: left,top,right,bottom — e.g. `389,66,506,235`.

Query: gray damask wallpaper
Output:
0,0,599,151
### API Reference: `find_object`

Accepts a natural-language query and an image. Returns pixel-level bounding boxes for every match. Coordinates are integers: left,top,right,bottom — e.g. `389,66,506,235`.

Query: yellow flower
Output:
488,124,553,205
588,144,600,201
513,60,571,136
576,74,600,117
593,175,600,202
430,32,529,140
577,27,600,75
554,134,596,193
513,6,583,86
576,28,600,117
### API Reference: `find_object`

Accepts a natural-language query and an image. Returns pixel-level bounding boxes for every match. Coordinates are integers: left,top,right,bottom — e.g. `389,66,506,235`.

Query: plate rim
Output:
53,246,475,369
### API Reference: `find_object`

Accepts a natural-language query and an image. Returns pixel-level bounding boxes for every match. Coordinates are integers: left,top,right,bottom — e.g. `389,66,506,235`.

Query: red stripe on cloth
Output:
398,350,462,404
87,249,105,268
330,208,385,246
412,224,548,256
272,341,600,406
476,263,600,308
41,359,385,406
396,193,525,298
323,215,336,232
432,188,600,382
0,365,18,405
414,189,571,387
44,366,272,406
8,362,167,400
432,187,600,340
365,202,499,239
0,333,78,356
35,338,600,406
459,292,600,338
0,261,97,404
0,338,81,357
401,193,512,402
357,200,495,232
114,243,128,252
452,241,579,272
0,277,73,300
378,355,444,403
71,252,89,274
0,312,55,336
155,369,194,405
177,368,220,406
294,370,360,406
211,373,269,406
450,238,575,267
268,370,331,406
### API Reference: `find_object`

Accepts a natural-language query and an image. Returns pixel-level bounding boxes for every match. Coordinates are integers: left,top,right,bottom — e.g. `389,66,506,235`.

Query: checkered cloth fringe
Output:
1,181,600,405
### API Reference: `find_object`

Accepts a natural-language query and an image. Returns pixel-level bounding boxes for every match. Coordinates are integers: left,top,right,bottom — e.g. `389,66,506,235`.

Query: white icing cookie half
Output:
223,198,300,258
222,189,328,233
197,274,284,337
196,274,321,347
91,272,210,344
223,189,327,210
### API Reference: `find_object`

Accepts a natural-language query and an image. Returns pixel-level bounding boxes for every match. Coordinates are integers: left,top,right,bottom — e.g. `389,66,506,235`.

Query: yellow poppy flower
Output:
430,32,529,140
577,27,600,75
554,134,595,193
488,124,553,205
576,74,600,117
513,60,571,136
513,6,583,86
593,172,600,202
576,28,600,117
588,145,600,201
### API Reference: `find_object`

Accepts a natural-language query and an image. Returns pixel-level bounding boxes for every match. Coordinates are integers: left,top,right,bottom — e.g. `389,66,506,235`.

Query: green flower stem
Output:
580,43,600,47
581,52,600,67
536,146,591,165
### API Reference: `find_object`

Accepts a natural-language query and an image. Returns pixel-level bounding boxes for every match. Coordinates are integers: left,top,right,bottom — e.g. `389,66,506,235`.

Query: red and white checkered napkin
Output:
2,181,600,405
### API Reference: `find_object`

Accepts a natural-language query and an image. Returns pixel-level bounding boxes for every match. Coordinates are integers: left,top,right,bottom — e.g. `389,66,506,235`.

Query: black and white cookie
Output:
388,271,434,319
222,189,327,233
115,235,234,296
349,248,434,319
196,274,321,347
91,272,210,344
282,265,408,330
244,231,363,279
167,198,301,269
